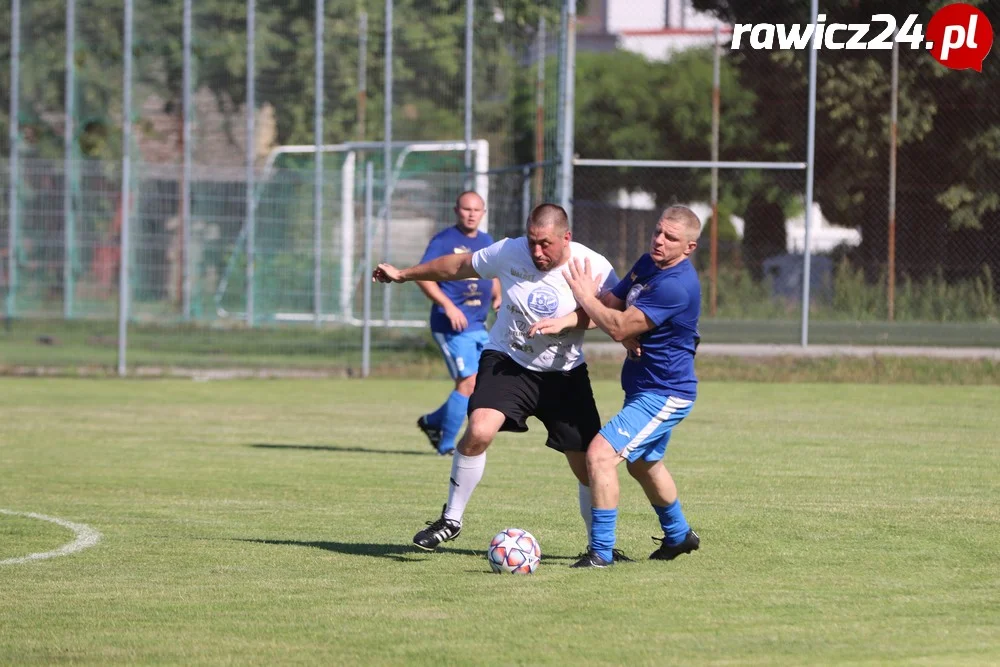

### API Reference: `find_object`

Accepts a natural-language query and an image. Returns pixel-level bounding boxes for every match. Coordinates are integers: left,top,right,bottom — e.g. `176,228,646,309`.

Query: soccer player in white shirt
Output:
373,204,624,556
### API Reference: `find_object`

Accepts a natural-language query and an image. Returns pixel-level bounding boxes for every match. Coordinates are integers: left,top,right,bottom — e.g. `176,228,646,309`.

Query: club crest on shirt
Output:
626,283,645,308
526,286,559,317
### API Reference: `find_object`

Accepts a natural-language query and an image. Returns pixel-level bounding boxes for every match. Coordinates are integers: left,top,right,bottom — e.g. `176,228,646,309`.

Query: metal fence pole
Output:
464,0,474,187
521,165,531,231
709,25,721,318
64,0,77,319
555,1,566,208
314,0,325,327
888,39,899,322
339,152,356,318
117,0,135,377
800,0,818,347
382,0,393,324
182,0,193,320
181,0,194,320
362,161,374,377
534,16,546,202
357,12,367,141
6,0,21,321
558,0,576,218
245,0,257,327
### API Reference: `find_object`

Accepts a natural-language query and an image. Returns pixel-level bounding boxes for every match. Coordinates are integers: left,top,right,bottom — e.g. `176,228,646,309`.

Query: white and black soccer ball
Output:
487,528,541,574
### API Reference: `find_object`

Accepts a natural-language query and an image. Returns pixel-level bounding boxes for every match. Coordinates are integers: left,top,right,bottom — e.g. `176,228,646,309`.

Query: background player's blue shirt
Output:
612,255,700,400
420,226,495,333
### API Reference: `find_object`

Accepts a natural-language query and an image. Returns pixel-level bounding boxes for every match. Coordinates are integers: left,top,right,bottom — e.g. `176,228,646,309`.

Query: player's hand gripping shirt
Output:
420,226,496,334
612,254,701,400
472,238,618,372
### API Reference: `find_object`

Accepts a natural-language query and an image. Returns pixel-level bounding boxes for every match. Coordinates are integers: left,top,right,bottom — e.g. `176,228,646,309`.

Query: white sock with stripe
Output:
444,452,486,523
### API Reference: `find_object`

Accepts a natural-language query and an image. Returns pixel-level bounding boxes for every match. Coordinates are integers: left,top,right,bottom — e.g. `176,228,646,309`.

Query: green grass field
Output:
2,378,999,664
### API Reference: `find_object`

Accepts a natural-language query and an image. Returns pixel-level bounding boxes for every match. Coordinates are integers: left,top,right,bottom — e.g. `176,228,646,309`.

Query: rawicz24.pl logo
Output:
730,3,994,72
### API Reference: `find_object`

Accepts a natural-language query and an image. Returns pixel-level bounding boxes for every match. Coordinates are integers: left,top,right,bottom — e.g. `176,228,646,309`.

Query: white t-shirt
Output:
472,238,618,372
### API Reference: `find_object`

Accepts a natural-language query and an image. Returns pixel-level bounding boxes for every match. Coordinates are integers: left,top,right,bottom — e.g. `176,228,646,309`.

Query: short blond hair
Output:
660,206,702,241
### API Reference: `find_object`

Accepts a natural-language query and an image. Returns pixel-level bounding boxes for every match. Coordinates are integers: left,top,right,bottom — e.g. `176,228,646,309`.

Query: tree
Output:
0,0,560,161
515,47,761,239
692,0,1000,283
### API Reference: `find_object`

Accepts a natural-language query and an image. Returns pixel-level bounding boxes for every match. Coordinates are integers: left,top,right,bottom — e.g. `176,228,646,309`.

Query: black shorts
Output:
467,350,601,453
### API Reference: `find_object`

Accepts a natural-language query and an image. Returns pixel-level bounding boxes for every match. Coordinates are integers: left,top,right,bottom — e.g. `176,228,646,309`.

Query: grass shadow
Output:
250,443,438,456
236,538,578,563
236,537,481,562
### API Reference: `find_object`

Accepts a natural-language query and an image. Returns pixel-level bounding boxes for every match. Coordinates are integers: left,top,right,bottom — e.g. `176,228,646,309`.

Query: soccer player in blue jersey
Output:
414,191,501,455
543,205,703,568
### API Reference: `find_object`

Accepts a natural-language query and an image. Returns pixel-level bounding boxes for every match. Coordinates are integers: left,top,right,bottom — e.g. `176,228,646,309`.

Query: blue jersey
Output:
420,226,495,334
612,255,700,400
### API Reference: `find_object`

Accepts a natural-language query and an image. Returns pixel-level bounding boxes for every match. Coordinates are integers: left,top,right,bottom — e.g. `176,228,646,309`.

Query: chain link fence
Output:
572,23,999,347
1,2,998,375
0,0,566,373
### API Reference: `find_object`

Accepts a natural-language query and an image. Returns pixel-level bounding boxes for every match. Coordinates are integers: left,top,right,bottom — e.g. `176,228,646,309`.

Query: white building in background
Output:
784,203,862,254
612,197,861,255
578,0,729,61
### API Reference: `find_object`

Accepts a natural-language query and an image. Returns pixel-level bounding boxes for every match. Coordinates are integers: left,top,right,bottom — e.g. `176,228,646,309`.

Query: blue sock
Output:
653,499,690,545
424,395,451,428
590,508,618,563
438,391,469,452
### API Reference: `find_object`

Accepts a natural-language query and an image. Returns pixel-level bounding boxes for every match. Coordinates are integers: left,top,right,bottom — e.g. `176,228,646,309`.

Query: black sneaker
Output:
649,529,700,561
570,550,613,568
579,547,633,563
412,505,462,551
416,416,444,454
611,548,634,563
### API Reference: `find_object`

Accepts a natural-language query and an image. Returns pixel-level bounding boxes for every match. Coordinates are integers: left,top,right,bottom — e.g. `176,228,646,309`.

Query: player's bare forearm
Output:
404,253,477,281
416,280,457,310
583,292,625,329
393,253,478,282
568,308,594,330
576,293,624,340
528,310,587,338
564,258,641,341
576,293,651,342
563,292,623,332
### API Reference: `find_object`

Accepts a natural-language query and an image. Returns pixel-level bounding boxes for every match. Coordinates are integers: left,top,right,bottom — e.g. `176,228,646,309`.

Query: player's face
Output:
650,219,696,268
454,194,486,233
527,224,571,271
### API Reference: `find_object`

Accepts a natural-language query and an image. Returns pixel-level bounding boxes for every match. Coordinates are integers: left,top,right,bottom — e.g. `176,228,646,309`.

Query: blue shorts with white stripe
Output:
599,392,694,463
432,329,489,380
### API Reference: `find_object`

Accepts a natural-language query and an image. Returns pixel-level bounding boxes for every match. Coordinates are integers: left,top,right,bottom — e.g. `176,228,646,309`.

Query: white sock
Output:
444,452,486,523
579,483,593,546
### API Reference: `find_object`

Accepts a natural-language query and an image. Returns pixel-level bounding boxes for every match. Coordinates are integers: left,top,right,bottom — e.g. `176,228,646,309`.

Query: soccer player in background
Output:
414,191,501,456
373,204,623,557
531,206,703,568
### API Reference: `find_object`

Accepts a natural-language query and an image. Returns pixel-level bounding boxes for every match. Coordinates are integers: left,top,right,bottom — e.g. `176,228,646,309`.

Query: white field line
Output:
0,510,102,565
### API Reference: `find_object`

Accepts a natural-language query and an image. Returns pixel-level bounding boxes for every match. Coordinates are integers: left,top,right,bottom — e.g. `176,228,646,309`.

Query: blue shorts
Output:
598,392,694,463
432,329,489,380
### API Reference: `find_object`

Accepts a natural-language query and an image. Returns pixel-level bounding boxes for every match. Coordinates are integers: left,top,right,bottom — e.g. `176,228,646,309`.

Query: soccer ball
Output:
487,528,541,574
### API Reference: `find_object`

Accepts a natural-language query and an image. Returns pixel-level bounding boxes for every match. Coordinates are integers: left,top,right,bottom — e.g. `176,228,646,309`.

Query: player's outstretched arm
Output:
372,252,479,284
527,310,586,338
564,258,653,342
